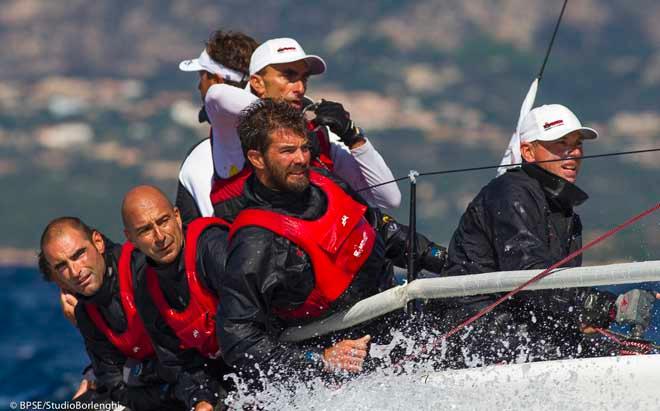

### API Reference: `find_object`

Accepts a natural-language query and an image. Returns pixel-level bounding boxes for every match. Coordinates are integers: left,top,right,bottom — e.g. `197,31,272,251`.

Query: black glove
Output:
313,99,363,147
377,213,447,274
614,289,657,330
419,243,448,274
580,290,617,328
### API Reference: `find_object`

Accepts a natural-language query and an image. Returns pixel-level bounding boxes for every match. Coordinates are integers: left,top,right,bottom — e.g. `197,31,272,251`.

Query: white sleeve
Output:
327,129,402,210
204,83,257,126
178,140,215,217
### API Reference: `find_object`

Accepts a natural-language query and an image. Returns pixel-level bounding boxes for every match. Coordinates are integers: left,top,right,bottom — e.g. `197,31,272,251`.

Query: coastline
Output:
0,247,37,267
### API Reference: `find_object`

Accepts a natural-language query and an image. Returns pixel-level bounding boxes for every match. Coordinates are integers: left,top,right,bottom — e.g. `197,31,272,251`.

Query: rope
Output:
594,327,659,355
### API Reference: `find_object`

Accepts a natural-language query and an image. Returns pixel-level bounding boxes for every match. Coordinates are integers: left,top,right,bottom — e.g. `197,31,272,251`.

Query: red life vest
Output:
229,171,376,320
210,122,334,220
145,217,229,358
85,242,155,360
209,165,252,211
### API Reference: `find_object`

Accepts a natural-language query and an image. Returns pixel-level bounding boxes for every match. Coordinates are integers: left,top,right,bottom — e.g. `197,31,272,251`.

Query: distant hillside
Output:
0,0,658,265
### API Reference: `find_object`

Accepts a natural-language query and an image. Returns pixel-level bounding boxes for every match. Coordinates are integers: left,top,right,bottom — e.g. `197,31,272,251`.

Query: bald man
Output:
122,185,231,411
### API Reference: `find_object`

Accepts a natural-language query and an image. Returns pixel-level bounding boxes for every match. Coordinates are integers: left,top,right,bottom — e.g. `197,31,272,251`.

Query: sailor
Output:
442,104,657,363
122,185,231,411
39,217,177,410
176,30,259,222
178,36,401,223
216,99,446,387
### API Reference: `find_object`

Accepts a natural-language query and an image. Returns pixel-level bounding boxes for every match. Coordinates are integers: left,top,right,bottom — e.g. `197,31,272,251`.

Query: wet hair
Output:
205,30,258,88
237,99,307,158
38,216,94,282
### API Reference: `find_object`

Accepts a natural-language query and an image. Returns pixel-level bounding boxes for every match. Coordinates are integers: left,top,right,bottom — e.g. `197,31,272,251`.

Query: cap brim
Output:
304,55,326,75
535,126,599,142
577,127,598,140
179,58,203,72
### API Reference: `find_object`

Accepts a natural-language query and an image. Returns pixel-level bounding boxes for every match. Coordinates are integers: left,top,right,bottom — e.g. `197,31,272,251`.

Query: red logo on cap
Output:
277,47,297,53
543,119,564,131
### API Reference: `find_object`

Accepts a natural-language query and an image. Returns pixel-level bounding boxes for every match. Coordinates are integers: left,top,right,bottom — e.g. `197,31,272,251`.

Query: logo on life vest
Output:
277,47,297,53
543,119,564,131
192,329,200,339
353,231,369,258
133,346,140,353
341,215,349,227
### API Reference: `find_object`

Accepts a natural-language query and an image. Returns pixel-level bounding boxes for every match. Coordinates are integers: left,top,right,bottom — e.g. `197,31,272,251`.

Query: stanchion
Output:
406,170,419,314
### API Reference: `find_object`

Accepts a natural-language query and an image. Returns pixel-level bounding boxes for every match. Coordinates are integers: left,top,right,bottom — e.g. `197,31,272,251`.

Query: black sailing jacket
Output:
442,163,615,344
133,226,232,410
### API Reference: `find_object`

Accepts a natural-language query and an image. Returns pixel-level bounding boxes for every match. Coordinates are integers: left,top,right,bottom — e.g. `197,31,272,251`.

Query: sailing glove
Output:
314,99,364,147
614,289,656,330
580,291,618,328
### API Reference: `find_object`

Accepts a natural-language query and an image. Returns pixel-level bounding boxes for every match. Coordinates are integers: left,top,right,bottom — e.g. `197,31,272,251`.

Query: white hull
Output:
421,354,660,410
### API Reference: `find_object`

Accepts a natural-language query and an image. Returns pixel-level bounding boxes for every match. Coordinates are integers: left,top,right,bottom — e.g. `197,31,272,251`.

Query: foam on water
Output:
221,323,660,411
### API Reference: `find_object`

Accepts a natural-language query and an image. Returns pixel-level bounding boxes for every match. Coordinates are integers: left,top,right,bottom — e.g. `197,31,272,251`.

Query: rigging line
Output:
595,327,660,351
538,0,569,80
356,147,660,192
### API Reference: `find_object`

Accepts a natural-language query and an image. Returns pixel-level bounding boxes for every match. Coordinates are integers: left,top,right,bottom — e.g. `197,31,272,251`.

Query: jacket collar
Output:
146,246,185,280
521,163,588,210
244,172,324,220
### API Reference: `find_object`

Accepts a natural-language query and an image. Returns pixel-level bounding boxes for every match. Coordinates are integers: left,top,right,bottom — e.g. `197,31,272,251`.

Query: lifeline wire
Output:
356,147,660,192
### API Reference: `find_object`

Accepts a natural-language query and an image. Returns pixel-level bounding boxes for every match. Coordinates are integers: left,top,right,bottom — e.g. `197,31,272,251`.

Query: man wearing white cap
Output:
445,103,597,277
179,37,401,223
176,30,258,223
440,104,656,364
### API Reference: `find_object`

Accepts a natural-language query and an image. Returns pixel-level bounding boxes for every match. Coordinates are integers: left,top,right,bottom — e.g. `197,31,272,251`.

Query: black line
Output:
356,148,660,192
538,0,568,80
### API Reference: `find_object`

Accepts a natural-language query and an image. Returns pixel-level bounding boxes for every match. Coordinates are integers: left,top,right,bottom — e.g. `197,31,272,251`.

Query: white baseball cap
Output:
249,38,326,76
179,49,247,83
519,104,598,143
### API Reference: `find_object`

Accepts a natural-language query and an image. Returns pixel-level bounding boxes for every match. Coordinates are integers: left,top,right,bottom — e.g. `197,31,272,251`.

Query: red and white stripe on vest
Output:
209,122,334,220
145,217,229,359
228,170,376,320
85,242,155,360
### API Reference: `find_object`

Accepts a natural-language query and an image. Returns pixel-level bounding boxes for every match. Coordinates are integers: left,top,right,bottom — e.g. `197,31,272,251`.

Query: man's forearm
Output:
221,321,323,381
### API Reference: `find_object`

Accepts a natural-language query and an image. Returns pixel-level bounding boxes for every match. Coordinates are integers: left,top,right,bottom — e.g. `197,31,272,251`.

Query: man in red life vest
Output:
217,99,446,387
39,217,177,410
122,186,231,411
